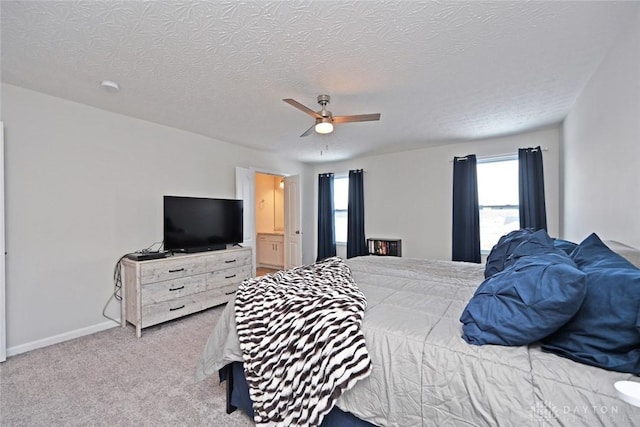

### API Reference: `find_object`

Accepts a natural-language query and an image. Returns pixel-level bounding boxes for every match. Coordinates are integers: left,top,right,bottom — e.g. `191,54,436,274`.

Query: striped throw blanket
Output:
235,257,371,427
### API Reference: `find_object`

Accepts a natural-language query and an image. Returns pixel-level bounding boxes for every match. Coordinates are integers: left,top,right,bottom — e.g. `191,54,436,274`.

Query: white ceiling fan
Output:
283,95,381,137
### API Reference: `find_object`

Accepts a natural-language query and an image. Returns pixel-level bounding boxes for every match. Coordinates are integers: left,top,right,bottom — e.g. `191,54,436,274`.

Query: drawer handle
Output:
225,274,236,279
224,259,237,264
169,305,185,312
225,290,236,295
168,268,185,273
169,286,185,291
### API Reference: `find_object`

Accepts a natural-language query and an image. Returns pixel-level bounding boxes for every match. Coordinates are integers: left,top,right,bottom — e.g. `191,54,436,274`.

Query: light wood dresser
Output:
121,247,251,337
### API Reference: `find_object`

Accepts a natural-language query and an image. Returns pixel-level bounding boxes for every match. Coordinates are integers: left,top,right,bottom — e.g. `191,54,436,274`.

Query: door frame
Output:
238,166,303,272
1,122,6,362
284,174,302,269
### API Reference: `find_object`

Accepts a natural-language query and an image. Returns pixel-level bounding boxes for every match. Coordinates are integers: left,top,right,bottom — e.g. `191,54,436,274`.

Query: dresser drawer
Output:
206,249,251,271
139,257,207,284
206,265,251,289
141,287,237,328
141,274,207,305
205,282,243,302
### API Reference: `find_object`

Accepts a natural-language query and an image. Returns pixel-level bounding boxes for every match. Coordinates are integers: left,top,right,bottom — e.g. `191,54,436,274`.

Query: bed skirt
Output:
220,362,376,427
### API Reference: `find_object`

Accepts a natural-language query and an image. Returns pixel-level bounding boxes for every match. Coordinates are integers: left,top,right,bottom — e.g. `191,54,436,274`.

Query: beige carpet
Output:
0,306,254,427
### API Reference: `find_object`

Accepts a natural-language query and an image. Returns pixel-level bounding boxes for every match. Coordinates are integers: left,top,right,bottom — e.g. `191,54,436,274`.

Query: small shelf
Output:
367,238,402,257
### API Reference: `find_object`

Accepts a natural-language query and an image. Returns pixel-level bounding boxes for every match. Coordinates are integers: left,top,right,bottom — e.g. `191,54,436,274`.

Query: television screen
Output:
164,196,243,253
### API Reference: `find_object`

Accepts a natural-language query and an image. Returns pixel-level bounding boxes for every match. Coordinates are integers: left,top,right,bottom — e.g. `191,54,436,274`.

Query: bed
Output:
196,235,640,426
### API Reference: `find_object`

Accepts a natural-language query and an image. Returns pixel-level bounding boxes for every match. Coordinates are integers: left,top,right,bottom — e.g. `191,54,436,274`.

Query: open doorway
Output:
255,172,285,275
236,167,302,276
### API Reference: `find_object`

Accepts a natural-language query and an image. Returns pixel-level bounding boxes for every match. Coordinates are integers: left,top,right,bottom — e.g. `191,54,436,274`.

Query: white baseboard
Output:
6,320,119,358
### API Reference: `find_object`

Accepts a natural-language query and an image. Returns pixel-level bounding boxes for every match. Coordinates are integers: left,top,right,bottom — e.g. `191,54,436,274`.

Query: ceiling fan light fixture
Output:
315,118,334,134
283,95,379,137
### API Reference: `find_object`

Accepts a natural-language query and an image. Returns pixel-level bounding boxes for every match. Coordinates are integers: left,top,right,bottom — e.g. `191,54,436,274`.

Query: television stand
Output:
120,246,252,337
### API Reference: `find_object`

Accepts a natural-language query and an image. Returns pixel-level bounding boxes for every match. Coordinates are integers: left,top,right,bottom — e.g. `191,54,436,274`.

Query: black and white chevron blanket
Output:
234,257,371,427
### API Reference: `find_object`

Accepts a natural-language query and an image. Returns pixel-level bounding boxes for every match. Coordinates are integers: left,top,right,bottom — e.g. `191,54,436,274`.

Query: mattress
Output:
196,256,640,426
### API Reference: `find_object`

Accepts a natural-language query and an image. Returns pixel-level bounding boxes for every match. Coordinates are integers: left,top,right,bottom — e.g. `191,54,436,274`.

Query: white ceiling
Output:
1,1,638,163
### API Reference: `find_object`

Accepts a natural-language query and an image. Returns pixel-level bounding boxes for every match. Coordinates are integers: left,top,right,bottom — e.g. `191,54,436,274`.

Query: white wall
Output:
314,127,561,261
255,173,277,234
255,173,285,234
1,84,312,352
562,8,640,248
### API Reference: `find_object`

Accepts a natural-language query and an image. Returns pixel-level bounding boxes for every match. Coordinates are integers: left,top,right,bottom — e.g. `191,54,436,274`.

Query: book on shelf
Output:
367,238,401,257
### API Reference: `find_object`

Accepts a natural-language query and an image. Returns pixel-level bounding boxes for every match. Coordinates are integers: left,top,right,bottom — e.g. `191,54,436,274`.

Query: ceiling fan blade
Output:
283,98,322,119
300,123,316,137
332,113,381,124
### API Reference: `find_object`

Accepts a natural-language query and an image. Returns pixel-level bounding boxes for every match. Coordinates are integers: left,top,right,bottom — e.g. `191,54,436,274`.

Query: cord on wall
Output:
102,254,127,324
102,241,165,324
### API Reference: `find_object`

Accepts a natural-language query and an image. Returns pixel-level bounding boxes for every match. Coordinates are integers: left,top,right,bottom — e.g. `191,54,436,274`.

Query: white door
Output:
0,123,5,362
284,174,302,269
235,167,256,276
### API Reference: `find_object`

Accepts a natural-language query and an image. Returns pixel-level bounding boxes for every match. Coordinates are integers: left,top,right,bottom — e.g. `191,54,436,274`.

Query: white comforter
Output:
196,256,640,426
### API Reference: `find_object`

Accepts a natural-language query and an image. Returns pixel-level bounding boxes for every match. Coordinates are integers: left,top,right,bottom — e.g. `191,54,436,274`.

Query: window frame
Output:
477,155,520,254
333,174,349,245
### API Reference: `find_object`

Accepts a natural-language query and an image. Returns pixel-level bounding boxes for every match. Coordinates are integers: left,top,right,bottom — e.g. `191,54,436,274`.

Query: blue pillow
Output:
553,238,577,255
461,252,587,346
484,228,535,278
570,233,636,270
503,229,560,269
542,234,640,374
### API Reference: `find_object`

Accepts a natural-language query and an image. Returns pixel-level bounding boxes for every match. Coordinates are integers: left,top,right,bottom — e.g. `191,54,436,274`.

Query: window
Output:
334,176,349,244
477,157,520,253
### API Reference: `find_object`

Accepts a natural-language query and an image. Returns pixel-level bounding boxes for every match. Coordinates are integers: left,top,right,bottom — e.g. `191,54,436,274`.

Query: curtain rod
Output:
333,169,368,177
451,147,549,162
480,147,549,159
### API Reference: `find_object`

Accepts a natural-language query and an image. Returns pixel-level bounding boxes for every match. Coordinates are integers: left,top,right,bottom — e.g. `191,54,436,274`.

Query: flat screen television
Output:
164,196,243,253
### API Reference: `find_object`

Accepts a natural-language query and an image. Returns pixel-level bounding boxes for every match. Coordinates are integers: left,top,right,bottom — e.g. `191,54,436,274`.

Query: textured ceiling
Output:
1,1,638,163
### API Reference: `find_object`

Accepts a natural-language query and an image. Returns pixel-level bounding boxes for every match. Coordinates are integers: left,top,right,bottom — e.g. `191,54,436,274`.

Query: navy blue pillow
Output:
570,233,636,270
553,238,577,255
484,228,535,278
461,252,587,346
503,229,560,269
542,234,640,374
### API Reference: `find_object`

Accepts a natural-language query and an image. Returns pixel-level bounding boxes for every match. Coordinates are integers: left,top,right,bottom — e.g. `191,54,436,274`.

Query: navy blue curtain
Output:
452,155,481,263
519,147,547,231
347,169,367,259
317,173,336,261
